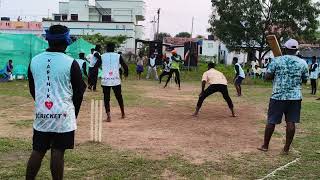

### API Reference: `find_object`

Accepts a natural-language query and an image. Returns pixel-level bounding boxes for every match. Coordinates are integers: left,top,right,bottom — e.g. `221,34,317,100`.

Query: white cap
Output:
284,39,299,50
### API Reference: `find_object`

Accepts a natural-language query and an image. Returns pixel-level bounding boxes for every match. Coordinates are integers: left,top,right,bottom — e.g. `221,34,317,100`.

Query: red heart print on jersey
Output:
109,71,113,76
45,101,54,110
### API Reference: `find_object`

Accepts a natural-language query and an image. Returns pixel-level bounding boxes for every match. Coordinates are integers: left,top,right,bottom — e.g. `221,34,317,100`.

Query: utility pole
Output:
188,17,195,71
151,16,156,40
156,8,160,41
190,16,194,38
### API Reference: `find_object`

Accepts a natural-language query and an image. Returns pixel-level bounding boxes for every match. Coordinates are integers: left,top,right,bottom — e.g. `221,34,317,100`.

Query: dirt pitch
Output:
0,82,279,164
75,83,270,163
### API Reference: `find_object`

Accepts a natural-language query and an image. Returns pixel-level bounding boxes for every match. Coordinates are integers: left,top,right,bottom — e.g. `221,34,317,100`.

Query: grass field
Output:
0,69,319,179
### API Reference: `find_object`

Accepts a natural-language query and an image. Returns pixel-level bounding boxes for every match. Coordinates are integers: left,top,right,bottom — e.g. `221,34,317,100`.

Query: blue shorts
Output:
136,65,144,73
235,77,244,85
267,99,301,125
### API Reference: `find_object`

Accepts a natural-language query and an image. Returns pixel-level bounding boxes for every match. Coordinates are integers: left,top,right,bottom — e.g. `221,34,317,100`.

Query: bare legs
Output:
26,149,65,180
258,121,296,154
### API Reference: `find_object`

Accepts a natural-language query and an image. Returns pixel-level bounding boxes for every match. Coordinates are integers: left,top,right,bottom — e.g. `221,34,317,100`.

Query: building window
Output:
71,14,78,21
62,15,68,21
122,25,126,29
116,25,119,29
54,15,61,21
102,15,111,22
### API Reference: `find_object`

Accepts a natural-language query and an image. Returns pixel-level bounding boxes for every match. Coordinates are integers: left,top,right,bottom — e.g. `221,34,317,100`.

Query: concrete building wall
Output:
59,2,69,14
0,21,43,35
47,0,144,52
201,40,219,57
69,0,90,21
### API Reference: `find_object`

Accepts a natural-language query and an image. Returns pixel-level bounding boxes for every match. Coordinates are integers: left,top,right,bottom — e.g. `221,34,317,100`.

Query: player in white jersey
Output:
26,25,86,180
95,43,129,122
88,45,102,91
232,57,246,96
76,52,88,78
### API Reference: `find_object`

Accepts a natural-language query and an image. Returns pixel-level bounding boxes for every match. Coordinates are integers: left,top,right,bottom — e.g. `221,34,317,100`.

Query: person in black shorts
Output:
159,57,171,84
232,57,246,96
193,62,235,117
26,25,86,180
258,39,309,154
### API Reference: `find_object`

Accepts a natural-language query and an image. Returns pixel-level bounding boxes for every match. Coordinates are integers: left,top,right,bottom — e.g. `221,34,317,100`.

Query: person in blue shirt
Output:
0,59,14,81
258,39,309,155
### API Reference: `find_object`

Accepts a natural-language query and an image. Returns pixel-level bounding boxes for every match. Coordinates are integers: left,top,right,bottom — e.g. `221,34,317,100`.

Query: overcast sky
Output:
0,0,318,39
0,0,212,39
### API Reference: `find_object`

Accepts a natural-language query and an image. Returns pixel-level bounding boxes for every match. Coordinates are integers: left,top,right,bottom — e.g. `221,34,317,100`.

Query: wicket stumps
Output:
90,100,103,142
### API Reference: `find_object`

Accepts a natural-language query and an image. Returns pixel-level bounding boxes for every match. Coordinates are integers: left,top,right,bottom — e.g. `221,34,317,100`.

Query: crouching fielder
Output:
193,62,236,117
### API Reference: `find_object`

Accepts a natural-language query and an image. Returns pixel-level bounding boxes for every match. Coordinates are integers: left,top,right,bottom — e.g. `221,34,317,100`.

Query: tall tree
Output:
157,32,171,41
175,32,192,38
208,0,320,61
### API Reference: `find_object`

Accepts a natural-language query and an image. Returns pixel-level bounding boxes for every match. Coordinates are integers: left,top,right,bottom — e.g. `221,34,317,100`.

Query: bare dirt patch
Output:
0,82,282,163
76,101,269,163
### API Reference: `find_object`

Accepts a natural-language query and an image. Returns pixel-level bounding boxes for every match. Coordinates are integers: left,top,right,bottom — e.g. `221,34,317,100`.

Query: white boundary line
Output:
258,158,300,180
258,126,302,180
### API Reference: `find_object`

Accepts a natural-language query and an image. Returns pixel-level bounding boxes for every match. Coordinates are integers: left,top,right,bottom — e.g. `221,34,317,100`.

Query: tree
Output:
175,32,192,38
208,0,320,62
196,35,205,39
82,33,127,49
157,32,171,41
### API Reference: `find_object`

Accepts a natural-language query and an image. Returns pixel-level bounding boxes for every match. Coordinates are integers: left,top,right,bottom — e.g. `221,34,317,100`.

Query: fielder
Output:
193,62,236,117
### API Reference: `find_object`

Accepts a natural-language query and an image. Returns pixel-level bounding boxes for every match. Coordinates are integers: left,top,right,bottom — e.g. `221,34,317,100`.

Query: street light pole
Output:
156,8,160,41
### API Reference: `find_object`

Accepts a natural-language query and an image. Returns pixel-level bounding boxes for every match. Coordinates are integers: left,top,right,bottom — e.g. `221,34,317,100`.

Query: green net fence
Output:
0,33,48,76
0,34,95,77
66,38,95,59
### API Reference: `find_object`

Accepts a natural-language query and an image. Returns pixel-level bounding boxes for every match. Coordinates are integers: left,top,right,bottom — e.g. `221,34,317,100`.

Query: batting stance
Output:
258,39,309,154
193,62,236,117
95,43,129,122
26,25,86,180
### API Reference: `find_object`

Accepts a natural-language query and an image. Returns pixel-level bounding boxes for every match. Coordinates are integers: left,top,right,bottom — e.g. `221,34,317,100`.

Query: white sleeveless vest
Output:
75,59,85,73
101,52,121,86
30,52,76,133
235,63,246,78
310,63,319,80
89,51,99,67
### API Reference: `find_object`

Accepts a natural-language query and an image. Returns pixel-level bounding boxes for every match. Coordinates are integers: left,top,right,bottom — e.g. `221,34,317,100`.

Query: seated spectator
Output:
0,60,14,82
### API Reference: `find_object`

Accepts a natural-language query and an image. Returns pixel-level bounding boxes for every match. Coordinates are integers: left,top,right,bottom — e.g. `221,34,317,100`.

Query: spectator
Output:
146,54,159,81
309,56,318,95
136,53,144,80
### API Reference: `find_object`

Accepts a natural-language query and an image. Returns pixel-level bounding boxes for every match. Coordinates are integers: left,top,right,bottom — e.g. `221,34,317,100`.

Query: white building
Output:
43,0,145,53
200,40,219,57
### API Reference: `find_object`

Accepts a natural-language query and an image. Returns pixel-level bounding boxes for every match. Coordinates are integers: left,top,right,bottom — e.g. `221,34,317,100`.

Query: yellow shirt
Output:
202,69,228,85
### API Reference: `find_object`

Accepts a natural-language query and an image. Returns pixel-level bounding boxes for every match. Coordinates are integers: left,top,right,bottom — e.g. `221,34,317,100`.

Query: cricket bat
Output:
266,35,282,57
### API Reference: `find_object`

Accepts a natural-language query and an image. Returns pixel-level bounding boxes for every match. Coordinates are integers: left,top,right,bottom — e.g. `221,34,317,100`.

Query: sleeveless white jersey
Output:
235,63,246,78
310,63,319,80
89,51,99,67
101,52,121,86
75,59,85,73
30,52,76,133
